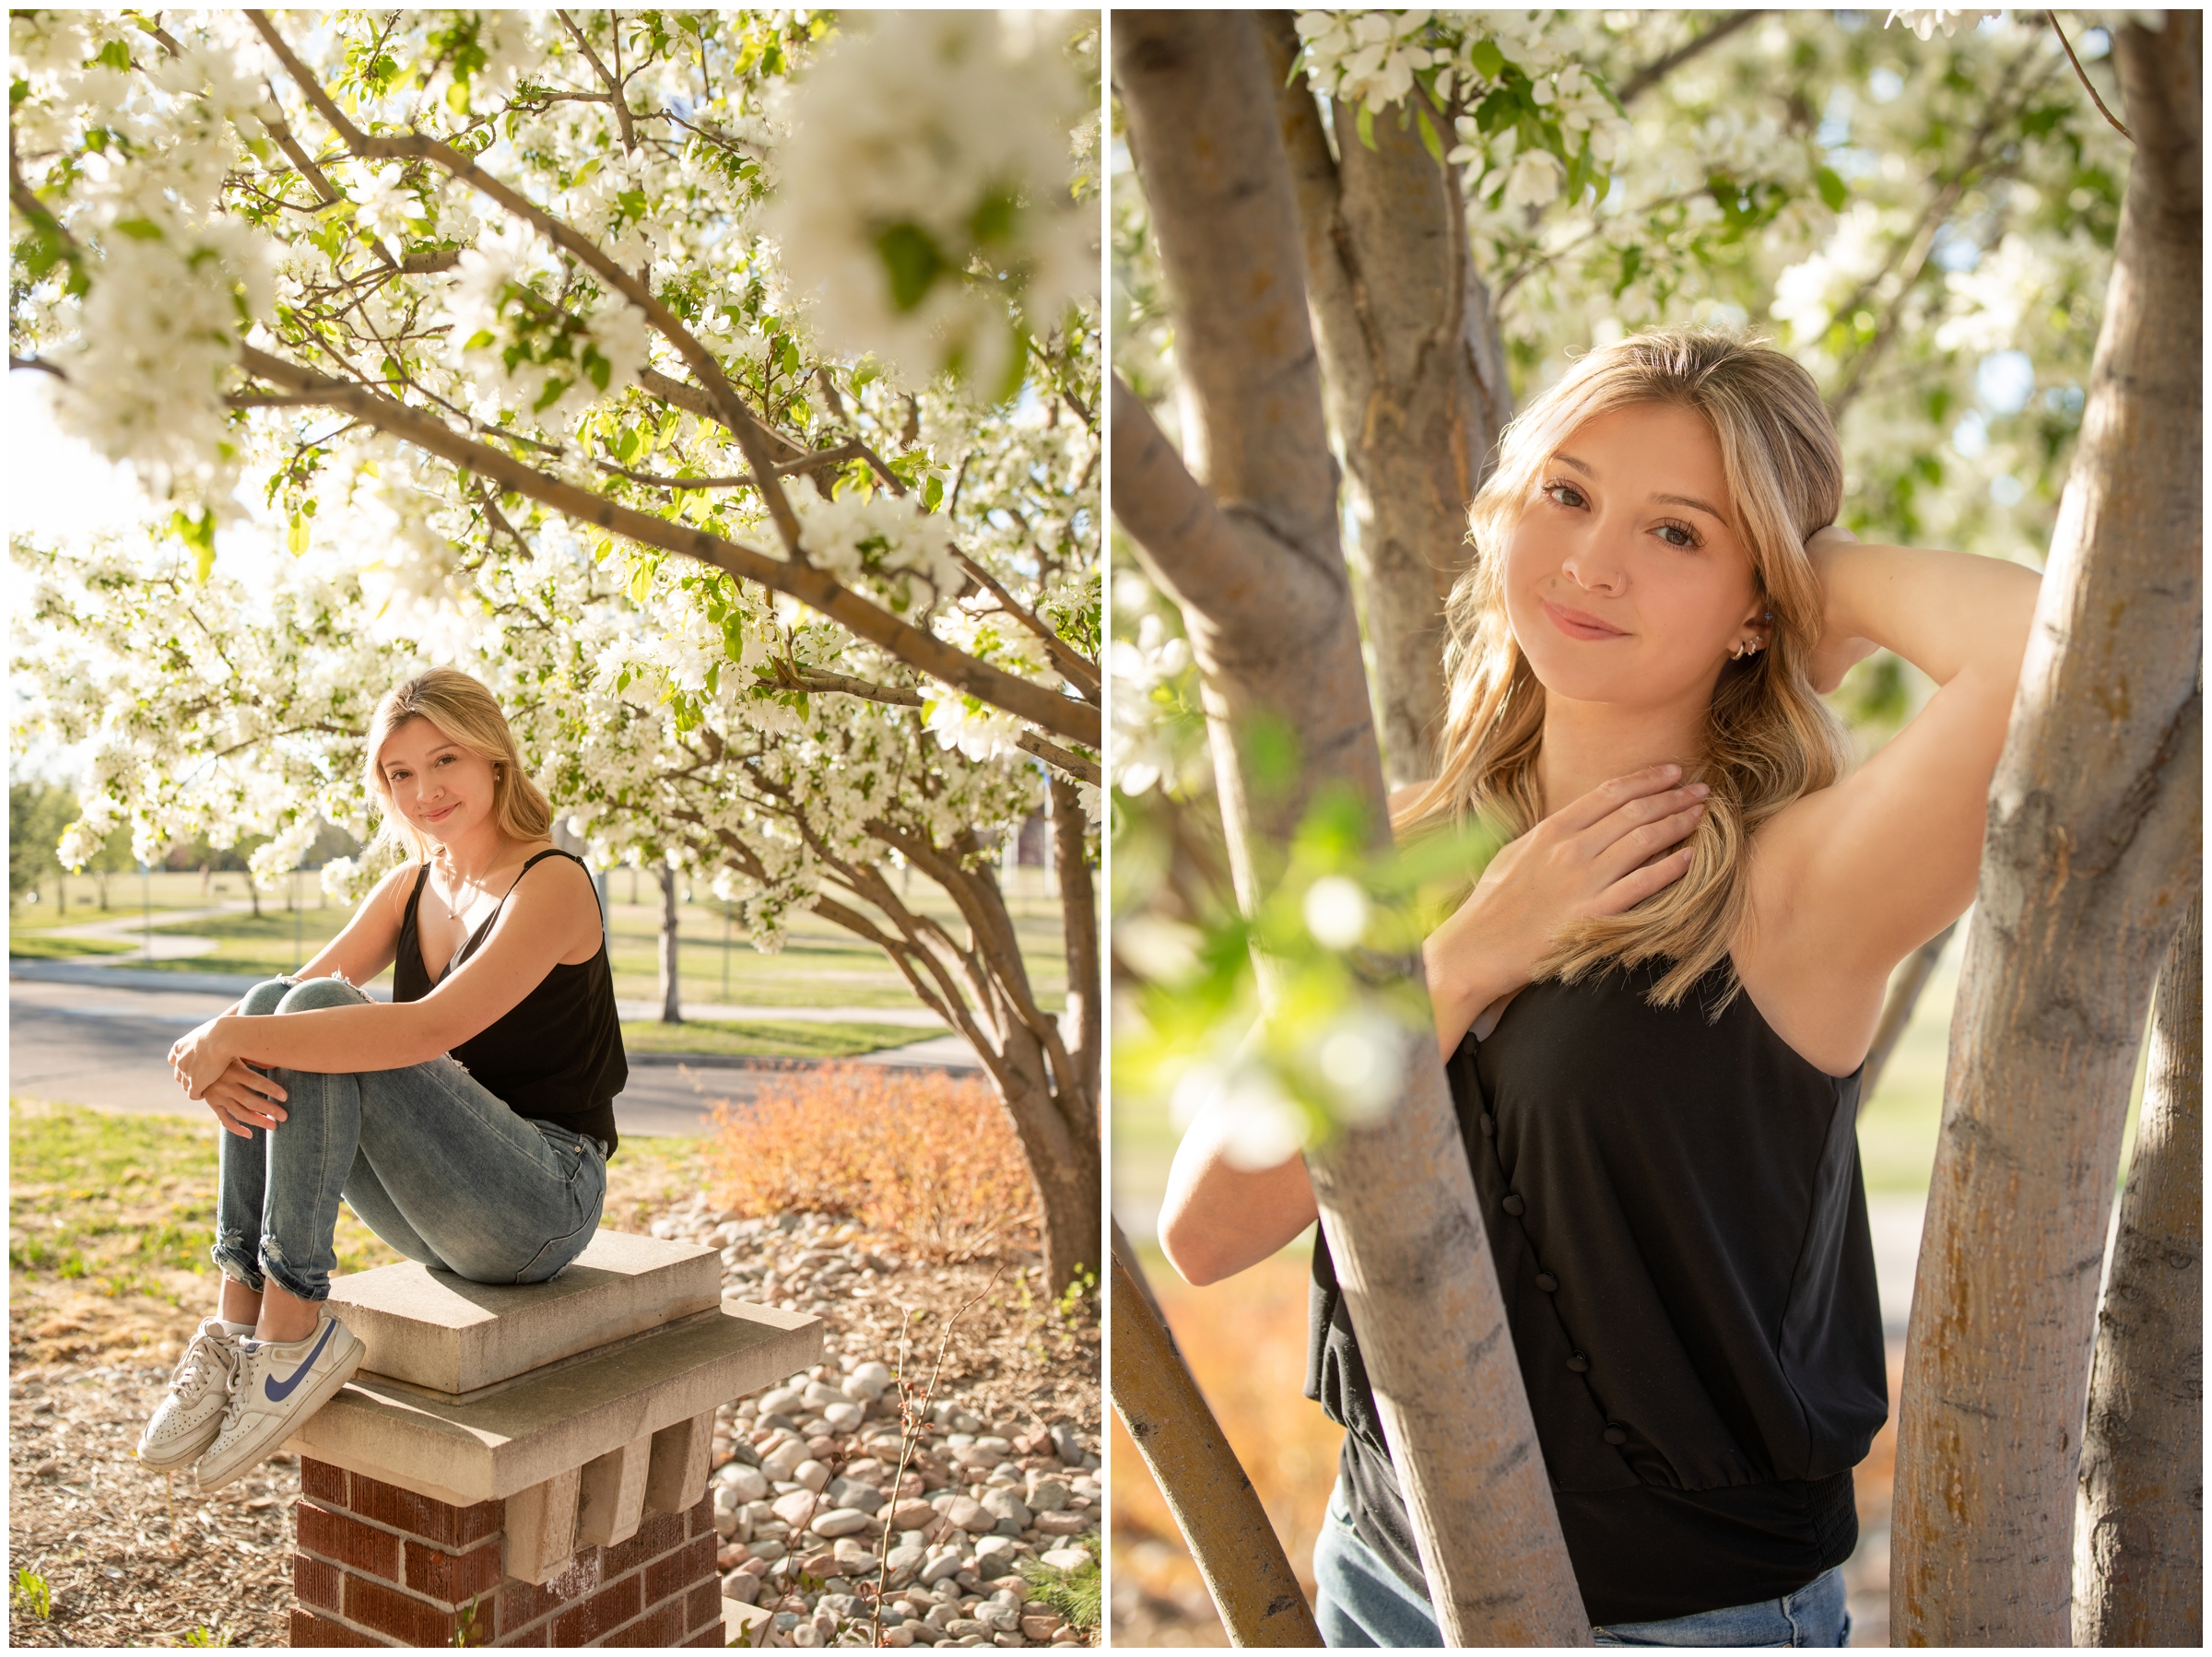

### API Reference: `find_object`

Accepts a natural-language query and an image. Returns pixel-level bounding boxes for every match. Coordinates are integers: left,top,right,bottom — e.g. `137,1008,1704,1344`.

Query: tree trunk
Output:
1260,12,1513,785
1890,18,2202,1644
2074,893,2202,1646
658,857,682,1024
1111,1229,1323,1646
1114,14,1588,1643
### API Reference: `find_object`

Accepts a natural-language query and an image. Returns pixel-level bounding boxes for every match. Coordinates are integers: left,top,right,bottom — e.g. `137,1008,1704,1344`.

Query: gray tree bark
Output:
657,856,682,1025
2073,893,2202,1646
1889,17,2202,1644
1257,14,1514,786
1113,13,1588,1644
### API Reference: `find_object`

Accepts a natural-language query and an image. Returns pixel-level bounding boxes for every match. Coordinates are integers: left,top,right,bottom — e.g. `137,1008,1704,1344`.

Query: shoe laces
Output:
173,1327,240,1404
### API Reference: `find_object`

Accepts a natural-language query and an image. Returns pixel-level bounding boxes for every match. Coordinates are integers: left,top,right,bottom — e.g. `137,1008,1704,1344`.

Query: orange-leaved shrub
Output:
704,1064,1037,1261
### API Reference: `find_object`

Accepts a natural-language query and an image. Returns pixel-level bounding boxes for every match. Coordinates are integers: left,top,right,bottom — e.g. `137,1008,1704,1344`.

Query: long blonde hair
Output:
361,668,554,866
1398,329,1853,1010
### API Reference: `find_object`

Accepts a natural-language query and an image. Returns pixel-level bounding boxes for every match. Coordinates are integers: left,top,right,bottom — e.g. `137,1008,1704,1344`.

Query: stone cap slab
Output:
288,1299,820,1507
325,1228,723,1394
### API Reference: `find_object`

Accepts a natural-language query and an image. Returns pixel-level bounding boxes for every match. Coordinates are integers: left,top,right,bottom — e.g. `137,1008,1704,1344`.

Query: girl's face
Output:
1502,401,1768,711
376,716,500,850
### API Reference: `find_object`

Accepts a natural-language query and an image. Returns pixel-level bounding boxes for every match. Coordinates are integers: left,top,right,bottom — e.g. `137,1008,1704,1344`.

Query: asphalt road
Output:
8,966,975,1140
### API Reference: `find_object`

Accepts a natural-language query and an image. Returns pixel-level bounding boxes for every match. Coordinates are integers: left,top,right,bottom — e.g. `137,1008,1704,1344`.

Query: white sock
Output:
217,1319,256,1339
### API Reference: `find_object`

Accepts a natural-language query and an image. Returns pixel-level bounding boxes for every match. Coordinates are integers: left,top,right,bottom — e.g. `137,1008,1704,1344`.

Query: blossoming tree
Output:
1112,6,2195,1642
9,8,1104,1288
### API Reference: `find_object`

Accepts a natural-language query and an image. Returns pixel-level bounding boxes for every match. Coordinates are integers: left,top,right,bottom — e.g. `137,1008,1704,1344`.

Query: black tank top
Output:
1306,958,1887,1627
394,848,626,1157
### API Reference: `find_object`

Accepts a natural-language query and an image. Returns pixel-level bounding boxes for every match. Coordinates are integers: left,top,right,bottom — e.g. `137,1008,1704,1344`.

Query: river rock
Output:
829,1475,886,1514
981,1489,1030,1534
946,1496,992,1533
794,1458,831,1493
772,1489,822,1528
811,1507,871,1539
717,1463,770,1503
1024,1478,1069,1513
1033,1510,1091,1537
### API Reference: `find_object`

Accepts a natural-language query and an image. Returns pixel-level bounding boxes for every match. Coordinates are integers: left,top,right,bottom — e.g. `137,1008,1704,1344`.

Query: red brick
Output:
406,1536,505,1605
602,1508,688,1579
551,1576,641,1646
347,1468,504,1546
643,1533,717,1607
683,1626,724,1648
289,1606,380,1647
492,1619,548,1647
687,1495,714,1539
496,1552,603,1634
686,1581,720,1634
346,1571,486,1645
298,1500,401,1581
603,1594,688,1648
301,1457,348,1508
291,1552,344,1615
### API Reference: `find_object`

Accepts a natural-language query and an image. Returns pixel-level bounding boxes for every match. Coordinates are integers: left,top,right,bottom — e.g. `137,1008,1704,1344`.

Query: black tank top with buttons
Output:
394,848,627,1158
1305,958,1888,1628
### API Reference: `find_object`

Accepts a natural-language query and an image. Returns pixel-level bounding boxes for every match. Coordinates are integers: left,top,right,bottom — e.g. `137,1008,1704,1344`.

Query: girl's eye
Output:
1544,480,1588,511
1654,521,1702,549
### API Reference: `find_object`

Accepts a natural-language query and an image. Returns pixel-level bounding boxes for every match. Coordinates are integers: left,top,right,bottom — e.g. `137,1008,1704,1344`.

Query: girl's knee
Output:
276,976,370,1015
239,978,295,1017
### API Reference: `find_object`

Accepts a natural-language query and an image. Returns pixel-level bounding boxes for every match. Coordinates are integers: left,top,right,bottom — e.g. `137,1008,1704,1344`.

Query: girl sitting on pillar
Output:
146,667,626,1491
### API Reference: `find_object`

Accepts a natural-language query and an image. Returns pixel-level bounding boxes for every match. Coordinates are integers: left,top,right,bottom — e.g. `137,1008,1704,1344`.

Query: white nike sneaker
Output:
137,1318,245,1472
196,1309,365,1494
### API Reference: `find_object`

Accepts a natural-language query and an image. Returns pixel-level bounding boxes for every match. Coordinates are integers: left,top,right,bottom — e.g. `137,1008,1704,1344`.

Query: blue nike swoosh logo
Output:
264,1320,341,1403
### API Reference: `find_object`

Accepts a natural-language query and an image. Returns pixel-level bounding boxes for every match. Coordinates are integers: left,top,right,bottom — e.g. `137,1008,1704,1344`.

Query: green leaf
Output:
287,514,310,555
923,474,944,513
1468,38,1505,81
874,221,946,313
93,40,133,72
1816,166,1847,213
1414,103,1444,165
592,536,614,564
465,328,495,351
581,343,611,393
615,427,641,464
112,217,164,241
627,558,654,604
1356,103,1377,150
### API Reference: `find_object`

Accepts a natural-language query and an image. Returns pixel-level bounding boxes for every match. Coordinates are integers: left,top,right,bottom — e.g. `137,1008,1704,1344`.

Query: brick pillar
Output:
289,1461,721,1648
277,1231,819,1651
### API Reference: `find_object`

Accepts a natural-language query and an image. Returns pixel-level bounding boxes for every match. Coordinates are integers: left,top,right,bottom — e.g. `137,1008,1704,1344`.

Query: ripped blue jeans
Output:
212,975,606,1303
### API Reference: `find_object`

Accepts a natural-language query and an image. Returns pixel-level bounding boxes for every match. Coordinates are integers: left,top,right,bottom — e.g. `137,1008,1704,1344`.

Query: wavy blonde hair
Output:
361,668,553,866
1397,329,1853,1010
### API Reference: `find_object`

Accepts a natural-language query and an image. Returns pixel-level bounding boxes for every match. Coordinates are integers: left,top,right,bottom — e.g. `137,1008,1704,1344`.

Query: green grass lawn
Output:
10,866,1068,1013
617,1017,930,1058
4,933,140,960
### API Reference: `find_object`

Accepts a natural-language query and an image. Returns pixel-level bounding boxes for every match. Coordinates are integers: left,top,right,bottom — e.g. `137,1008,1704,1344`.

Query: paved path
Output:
9,967,977,1142
31,904,229,959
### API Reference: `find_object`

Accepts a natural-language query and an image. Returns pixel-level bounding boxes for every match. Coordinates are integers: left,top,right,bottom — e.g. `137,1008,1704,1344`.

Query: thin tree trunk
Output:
1857,922,1955,1114
658,857,682,1024
1114,14,1588,1644
1890,18,2202,1644
2074,893,2202,1646
1111,1228,1323,1646
1260,12,1512,785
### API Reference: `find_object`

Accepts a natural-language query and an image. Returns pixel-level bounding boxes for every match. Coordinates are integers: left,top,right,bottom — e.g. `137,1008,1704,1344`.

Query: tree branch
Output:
555,10,639,152
952,551,1102,702
227,344,1099,746
1616,11,1765,104
247,9,809,558
2048,10,2133,142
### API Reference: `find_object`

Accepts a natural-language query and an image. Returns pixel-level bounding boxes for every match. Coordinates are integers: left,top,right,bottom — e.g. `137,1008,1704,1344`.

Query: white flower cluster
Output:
1294,9,1443,112
1885,9,2004,41
764,11,1099,395
13,13,276,510
1107,613,1193,796
792,493,962,613
1294,11,1629,215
